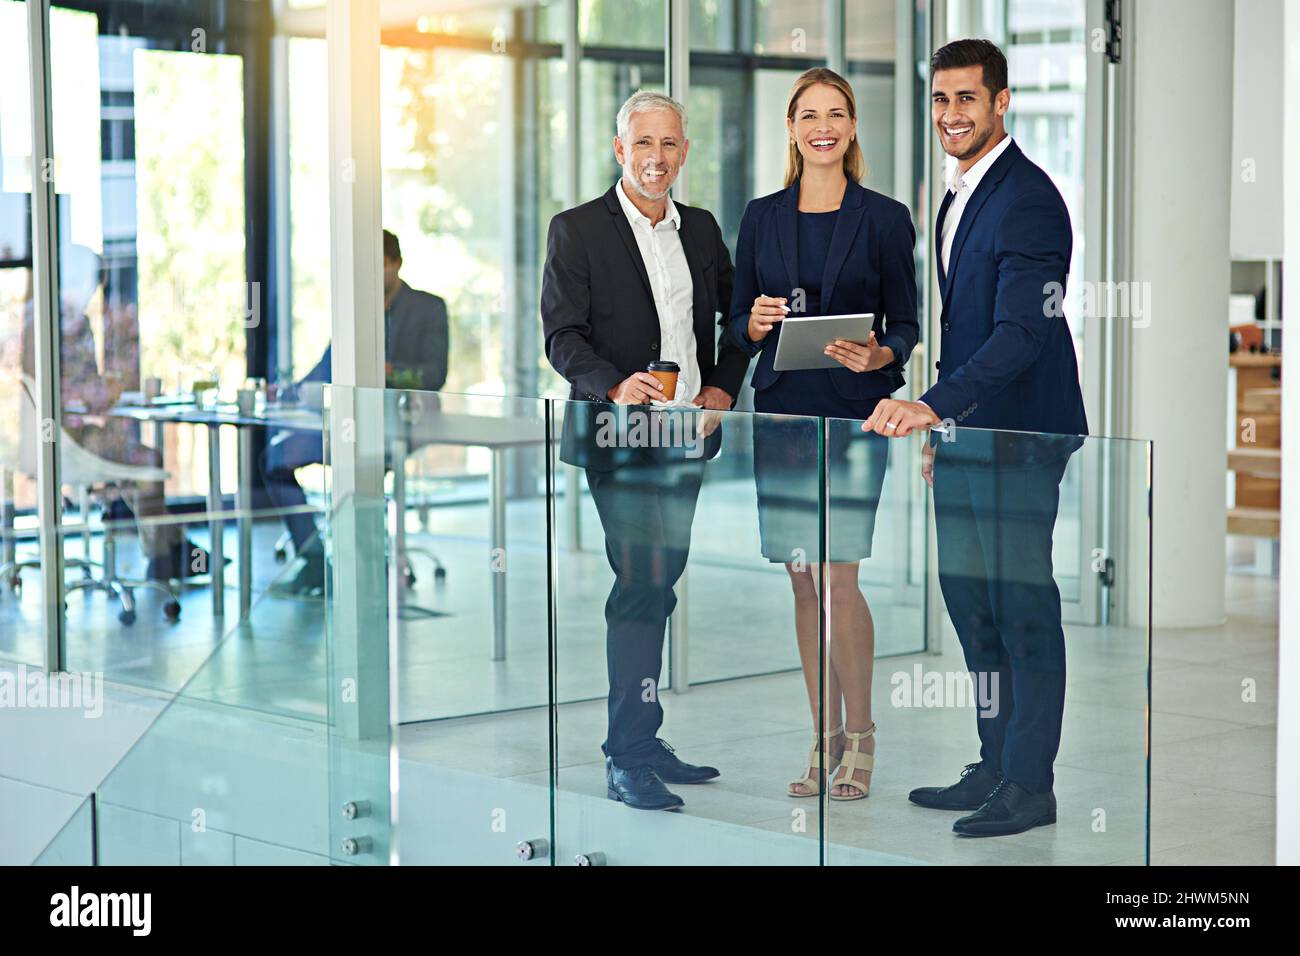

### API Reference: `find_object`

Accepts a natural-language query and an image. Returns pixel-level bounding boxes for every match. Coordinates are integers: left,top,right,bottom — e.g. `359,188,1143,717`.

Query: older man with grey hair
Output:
542,90,748,812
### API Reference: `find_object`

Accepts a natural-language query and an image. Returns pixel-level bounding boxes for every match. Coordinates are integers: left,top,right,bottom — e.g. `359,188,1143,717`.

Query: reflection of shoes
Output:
952,780,1056,837
643,739,719,785
146,540,229,582
789,724,843,798
273,550,329,598
908,761,1000,811
829,724,875,801
605,759,684,811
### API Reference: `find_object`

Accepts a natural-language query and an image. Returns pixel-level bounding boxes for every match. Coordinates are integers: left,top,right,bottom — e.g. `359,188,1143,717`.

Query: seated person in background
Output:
21,245,209,581
262,229,449,595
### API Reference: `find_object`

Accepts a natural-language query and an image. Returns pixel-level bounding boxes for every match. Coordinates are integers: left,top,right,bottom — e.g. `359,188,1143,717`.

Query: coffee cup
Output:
646,360,680,401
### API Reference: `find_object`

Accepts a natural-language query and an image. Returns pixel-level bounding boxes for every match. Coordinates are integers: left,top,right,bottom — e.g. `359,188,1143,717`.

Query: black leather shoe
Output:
908,762,1001,811
643,739,719,785
952,779,1056,837
606,759,685,811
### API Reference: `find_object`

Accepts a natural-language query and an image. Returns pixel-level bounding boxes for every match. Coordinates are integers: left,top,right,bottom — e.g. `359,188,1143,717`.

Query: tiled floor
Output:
1147,571,1278,865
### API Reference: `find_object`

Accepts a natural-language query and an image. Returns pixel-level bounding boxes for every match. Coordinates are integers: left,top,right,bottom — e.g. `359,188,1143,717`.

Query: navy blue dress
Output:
752,209,890,564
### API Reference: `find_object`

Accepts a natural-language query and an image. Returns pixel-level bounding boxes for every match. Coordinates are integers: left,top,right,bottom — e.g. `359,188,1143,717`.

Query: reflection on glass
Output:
553,401,823,864
0,0,43,668
825,431,1149,866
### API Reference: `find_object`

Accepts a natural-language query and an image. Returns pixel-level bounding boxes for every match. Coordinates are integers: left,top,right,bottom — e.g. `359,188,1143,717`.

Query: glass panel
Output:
31,793,95,865
359,0,570,402
0,773,91,865
938,1,1095,621
52,406,328,695
552,399,823,865
326,386,551,865
581,0,664,48
286,35,330,383
89,508,356,864
687,15,830,254
0,0,46,669
825,428,1151,865
690,0,826,57
46,1,257,672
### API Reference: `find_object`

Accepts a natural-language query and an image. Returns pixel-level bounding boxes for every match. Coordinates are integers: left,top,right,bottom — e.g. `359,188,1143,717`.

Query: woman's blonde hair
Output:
783,68,865,188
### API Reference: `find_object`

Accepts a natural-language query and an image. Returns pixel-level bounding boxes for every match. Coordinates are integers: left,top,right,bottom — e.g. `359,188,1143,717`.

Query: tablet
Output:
772,312,876,371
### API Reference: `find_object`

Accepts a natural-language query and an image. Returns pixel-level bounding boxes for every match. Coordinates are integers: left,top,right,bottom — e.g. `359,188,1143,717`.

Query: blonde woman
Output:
724,68,918,799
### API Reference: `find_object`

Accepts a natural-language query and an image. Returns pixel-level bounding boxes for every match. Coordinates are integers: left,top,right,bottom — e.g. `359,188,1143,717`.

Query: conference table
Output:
110,393,546,658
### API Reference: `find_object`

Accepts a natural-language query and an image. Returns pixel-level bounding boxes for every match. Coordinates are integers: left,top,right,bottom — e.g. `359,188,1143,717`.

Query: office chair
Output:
392,448,446,588
0,375,182,625
269,452,447,589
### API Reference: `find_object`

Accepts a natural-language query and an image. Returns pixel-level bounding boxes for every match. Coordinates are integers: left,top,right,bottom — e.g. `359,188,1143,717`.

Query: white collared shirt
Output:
614,178,700,402
940,134,1014,273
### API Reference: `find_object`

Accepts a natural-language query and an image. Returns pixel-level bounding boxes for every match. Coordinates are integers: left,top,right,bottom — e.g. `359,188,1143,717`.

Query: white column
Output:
1125,0,1232,628
326,0,387,734
325,0,392,864
27,0,65,671
1276,0,1300,868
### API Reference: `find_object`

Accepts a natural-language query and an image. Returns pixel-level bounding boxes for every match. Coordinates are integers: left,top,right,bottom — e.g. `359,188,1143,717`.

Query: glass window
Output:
47,3,249,504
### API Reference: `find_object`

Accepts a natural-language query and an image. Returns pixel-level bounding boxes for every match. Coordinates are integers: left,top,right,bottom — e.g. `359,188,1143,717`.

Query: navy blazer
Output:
723,179,919,402
921,140,1088,437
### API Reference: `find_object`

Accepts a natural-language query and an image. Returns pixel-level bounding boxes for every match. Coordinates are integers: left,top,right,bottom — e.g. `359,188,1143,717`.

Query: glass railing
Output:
31,793,97,866
0,394,331,694
1,773,93,866
25,386,1149,866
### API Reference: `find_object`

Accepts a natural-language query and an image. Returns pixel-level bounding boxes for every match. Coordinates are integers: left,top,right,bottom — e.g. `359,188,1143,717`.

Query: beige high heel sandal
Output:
788,724,844,798
829,724,875,801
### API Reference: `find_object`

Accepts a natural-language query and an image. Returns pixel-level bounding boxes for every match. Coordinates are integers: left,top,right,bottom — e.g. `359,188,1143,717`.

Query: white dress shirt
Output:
940,133,1014,273
614,178,700,401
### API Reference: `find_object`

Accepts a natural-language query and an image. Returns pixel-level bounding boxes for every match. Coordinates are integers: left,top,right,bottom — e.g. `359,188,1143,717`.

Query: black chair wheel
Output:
118,609,137,626
404,569,417,589
163,600,182,621
274,548,288,565
434,567,447,582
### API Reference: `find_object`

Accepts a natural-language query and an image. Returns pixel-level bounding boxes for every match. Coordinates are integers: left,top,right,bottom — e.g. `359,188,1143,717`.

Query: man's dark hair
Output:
383,229,401,262
930,38,1008,98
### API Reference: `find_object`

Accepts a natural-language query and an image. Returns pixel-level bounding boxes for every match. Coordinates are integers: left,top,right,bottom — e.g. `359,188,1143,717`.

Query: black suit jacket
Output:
542,184,748,470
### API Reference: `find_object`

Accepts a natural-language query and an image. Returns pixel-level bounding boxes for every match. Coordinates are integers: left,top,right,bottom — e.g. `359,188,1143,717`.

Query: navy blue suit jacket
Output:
921,140,1088,437
724,179,919,402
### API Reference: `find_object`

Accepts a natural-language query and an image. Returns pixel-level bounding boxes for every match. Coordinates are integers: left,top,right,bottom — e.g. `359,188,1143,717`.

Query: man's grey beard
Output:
624,166,673,201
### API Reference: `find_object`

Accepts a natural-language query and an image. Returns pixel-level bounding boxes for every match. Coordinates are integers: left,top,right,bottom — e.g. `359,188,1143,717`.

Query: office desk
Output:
110,402,321,621
112,397,544,659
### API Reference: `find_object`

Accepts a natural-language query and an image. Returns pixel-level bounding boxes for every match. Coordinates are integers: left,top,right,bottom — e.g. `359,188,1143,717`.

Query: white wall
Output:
1127,0,1232,628
1276,0,1300,868
1231,0,1285,259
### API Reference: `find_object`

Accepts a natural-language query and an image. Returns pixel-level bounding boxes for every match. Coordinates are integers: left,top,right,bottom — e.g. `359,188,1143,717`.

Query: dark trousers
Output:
260,431,325,554
932,449,1070,794
586,459,704,767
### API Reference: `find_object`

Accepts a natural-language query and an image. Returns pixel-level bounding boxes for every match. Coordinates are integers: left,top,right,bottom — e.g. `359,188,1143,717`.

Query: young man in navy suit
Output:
864,38,1088,836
